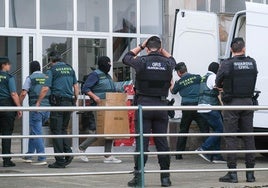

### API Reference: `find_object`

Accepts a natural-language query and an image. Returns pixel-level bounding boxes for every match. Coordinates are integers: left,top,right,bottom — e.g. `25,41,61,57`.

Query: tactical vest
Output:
28,72,50,106
49,62,76,98
135,55,173,97
0,71,13,99
223,56,257,98
199,73,219,105
92,69,115,99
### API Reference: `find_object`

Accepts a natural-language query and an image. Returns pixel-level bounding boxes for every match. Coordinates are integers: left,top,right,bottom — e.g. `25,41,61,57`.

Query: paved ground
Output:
0,152,268,188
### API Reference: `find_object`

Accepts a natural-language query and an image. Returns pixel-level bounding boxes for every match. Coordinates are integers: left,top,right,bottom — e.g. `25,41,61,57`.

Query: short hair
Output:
175,62,187,73
48,51,62,62
30,61,41,74
231,37,245,53
146,36,161,50
208,62,219,74
0,57,10,70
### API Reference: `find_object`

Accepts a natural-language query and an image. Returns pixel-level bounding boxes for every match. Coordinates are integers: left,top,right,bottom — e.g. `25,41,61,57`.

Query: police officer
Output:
0,57,22,167
78,56,122,164
123,36,176,187
36,51,79,168
216,38,258,183
170,62,209,160
20,61,50,165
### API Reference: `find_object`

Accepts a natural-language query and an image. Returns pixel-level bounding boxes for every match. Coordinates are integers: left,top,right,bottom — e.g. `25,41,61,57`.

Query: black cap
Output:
208,62,219,74
30,61,41,74
0,56,10,64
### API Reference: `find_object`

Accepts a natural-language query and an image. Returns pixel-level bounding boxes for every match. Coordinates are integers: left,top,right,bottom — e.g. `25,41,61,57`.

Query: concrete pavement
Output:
0,151,268,188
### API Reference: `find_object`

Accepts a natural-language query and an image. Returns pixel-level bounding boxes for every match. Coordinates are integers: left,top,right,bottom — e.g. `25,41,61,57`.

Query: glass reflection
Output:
113,0,137,33
77,0,109,32
0,0,4,27
42,37,72,70
78,38,107,81
113,37,136,81
40,0,73,30
9,0,36,28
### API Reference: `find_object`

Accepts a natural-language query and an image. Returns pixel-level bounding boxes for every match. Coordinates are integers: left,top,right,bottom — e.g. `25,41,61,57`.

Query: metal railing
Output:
0,105,268,187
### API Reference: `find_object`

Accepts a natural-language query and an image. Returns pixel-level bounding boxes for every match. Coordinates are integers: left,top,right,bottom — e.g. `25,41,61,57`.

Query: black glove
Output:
167,98,175,118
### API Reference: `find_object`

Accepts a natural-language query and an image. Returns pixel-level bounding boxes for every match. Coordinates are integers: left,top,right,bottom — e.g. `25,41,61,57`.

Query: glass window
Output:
42,37,72,70
0,36,23,140
197,0,207,11
77,0,109,32
78,38,107,80
141,0,163,34
40,0,73,30
211,0,221,13
0,0,4,27
113,0,137,33
113,37,136,81
225,0,246,13
9,0,36,28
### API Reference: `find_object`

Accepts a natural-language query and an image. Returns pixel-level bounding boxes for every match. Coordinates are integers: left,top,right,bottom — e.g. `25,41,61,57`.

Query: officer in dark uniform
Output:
37,51,79,168
0,57,22,167
123,36,176,187
216,38,258,183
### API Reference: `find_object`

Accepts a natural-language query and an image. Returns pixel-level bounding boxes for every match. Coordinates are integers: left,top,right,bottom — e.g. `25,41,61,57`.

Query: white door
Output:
246,2,268,129
171,10,219,118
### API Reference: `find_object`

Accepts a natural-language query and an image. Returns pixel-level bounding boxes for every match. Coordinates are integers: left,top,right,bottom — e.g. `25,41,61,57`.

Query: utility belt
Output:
49,95,74,106
0,98,15,106
134,94,167,105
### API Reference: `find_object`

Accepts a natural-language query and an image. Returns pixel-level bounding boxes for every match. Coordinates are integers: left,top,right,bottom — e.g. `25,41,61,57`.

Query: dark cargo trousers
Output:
134,96,170,177
50,100,73,165
0,99,16,162
176,110,209,152
222,98,255,168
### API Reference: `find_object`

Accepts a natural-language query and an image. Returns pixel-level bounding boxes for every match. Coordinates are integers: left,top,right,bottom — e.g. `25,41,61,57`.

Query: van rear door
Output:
246,2,268,128
171,10,219,117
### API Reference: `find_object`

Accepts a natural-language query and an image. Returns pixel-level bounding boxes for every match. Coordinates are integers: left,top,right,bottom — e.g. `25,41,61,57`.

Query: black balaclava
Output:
30,61,41,74
98,56,111,74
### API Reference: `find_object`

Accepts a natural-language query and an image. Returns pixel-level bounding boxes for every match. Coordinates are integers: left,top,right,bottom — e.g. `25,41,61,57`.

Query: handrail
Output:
0,105,268,112
0,105,268,187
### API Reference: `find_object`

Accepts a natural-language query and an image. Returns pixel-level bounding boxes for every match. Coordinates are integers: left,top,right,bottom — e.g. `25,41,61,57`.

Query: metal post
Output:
138,105,145,188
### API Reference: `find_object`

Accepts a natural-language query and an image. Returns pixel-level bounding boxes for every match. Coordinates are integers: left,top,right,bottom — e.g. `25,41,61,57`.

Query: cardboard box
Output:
96,93,130,139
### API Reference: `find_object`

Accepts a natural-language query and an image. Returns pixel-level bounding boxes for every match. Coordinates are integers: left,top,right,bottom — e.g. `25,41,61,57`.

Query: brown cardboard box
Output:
96,93,130,139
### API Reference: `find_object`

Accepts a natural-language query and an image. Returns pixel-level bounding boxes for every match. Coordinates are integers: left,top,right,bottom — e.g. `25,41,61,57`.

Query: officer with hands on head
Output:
0,57,22,167
36,51,79,168
123,36,176,187
216,37,258,183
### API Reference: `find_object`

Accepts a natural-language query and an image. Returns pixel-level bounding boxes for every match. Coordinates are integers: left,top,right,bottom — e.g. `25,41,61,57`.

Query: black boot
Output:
246,171,255,182
219,172,238,183
3,160,16,167
161,173,171,187
128,171,141,187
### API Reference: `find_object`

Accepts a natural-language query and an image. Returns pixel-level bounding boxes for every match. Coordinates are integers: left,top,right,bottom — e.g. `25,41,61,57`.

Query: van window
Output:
234,15,246,39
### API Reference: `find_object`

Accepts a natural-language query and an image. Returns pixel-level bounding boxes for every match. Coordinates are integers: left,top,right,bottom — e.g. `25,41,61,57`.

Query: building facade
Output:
0,0,267,150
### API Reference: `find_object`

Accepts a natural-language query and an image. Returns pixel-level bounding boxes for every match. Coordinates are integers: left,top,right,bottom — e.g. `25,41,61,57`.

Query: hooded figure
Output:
98,56,111,74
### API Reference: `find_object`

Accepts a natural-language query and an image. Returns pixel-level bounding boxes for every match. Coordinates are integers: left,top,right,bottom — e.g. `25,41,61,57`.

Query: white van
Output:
171,2,268,156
